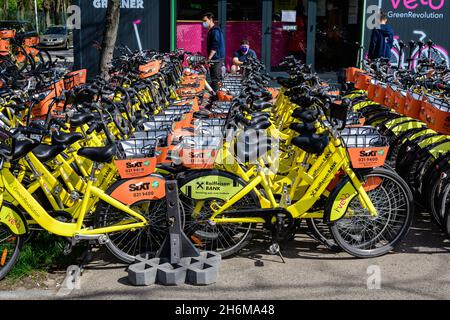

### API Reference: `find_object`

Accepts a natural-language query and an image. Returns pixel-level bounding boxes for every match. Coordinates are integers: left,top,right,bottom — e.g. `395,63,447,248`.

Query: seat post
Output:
89,162,98,181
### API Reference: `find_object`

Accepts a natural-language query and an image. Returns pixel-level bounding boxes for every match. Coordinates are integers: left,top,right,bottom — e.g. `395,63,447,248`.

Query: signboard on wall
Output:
364,0,449,68
73,0,169,78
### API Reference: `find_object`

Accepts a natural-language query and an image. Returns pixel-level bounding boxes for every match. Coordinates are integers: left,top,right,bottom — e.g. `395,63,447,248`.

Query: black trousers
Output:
209,60,223,92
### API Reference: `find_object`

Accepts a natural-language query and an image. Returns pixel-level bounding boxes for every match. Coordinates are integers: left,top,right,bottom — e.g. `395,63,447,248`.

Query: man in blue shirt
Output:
368,11,394,60
202,12,225,92
231,40,257,74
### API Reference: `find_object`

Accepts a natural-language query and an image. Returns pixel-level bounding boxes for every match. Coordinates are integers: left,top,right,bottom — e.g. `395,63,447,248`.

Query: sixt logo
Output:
129,182,151,191
126,160,151,168
360,150,377,157
126,161,143,169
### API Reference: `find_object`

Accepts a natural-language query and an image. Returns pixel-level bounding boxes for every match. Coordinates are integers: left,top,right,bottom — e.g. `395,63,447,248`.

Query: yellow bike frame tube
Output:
2,168,79,237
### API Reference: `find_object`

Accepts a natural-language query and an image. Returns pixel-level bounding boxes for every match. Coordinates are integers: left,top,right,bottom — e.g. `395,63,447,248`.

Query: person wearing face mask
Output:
201,12,225,92
231,40,257,74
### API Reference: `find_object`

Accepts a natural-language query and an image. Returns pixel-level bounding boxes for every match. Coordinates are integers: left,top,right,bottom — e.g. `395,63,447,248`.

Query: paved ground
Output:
2,211,449,300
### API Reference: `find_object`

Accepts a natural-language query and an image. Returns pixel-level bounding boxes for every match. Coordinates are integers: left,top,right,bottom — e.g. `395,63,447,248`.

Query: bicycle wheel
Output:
0,223,23,280
385,128,425,167
330,167,413,258
35,51,48,70
421,155,450,225
178,170,260,258
445,201,450,238
305,218,342,252
98,198,170,264
436,174,450,225
39,49,52,68
365,112,400,127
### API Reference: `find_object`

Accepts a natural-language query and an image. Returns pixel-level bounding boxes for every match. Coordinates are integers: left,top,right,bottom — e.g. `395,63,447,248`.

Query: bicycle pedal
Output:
268,243,280,255
63,243,72,256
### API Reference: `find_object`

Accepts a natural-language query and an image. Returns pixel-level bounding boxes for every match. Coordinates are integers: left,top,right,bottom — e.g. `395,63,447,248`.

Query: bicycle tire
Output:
305,218,342,252
0,203,25,280
330,167,413,258
177,169,260,258
96,178,172,264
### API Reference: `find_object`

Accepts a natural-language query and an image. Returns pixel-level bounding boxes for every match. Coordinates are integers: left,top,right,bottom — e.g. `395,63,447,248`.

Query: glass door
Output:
270,0,308,71
315,0,361,72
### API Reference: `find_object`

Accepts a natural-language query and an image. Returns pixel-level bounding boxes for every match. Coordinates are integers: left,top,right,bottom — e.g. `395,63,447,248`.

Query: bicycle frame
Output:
0,161,147,237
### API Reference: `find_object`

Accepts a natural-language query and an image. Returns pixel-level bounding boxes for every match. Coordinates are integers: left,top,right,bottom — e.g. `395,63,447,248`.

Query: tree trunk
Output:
45,10,52,28
54,0,61,25
3,0,8,19
43,0,52,28
99,0,121,78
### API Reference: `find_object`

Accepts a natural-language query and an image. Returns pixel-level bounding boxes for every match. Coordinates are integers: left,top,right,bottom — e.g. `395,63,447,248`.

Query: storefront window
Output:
315,0,360,71
177,0,218,20
271,0,307,70
225,0,263,70
176,0,219,56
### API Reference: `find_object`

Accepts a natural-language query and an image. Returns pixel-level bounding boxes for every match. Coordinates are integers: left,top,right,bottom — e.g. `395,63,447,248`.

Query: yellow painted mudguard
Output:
326,179,358,222
0,202,27,235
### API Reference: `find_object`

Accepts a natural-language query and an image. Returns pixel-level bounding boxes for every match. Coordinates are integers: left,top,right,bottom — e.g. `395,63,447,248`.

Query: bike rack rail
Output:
127,180,221,286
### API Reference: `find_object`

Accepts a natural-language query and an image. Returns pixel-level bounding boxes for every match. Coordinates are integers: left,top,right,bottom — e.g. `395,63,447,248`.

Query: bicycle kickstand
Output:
268,214,286,263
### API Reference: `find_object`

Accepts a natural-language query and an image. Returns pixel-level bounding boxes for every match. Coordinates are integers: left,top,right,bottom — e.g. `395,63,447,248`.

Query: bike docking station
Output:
127,180,221,286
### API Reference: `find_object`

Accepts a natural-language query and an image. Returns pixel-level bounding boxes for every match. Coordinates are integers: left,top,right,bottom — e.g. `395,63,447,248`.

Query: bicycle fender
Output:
109,175,167,205
0,202,27,235
325,178,358,223
353,101,378,112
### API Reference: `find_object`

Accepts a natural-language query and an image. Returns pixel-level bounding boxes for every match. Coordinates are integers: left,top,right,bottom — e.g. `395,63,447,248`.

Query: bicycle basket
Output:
0,29,16,39
118,138,157,159
64,69,87,90
114,157,157,179
341,127,389,168
0,39,9,52
32,79,65,118
138,60,161,79
424,96,450,135
23,36,39,46
176,136,222,169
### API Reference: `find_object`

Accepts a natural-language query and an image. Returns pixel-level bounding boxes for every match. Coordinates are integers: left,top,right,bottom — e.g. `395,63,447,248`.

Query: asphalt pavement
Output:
3,211,447,300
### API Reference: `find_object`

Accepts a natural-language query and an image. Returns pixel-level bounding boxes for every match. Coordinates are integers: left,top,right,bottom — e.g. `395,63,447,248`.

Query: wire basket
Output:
143,121,174,132
174,136,223,169
118,138,157,159
341,128,389,168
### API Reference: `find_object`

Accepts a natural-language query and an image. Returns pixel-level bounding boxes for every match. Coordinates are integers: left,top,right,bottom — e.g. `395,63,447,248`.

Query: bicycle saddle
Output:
277,78,298,89
78,144,117,163
32,144,66,163
252,100,272,111
11,138,40,161
291,133,329,155
245,120,271,131
70,113,95,127
289,122,316,134
292,108,319,122
251,112,271,118
52,132,84,146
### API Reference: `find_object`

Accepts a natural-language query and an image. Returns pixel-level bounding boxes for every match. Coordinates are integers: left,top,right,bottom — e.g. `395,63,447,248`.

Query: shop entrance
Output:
175,0,362,72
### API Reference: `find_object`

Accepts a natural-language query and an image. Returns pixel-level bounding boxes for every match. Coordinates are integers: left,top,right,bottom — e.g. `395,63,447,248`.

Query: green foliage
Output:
7,232,83,281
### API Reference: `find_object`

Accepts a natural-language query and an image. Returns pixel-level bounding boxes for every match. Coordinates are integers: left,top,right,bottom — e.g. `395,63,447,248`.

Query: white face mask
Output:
202,22,209,28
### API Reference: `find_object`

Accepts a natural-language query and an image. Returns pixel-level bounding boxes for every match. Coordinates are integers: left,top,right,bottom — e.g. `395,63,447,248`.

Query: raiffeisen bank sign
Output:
93,0,144,9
